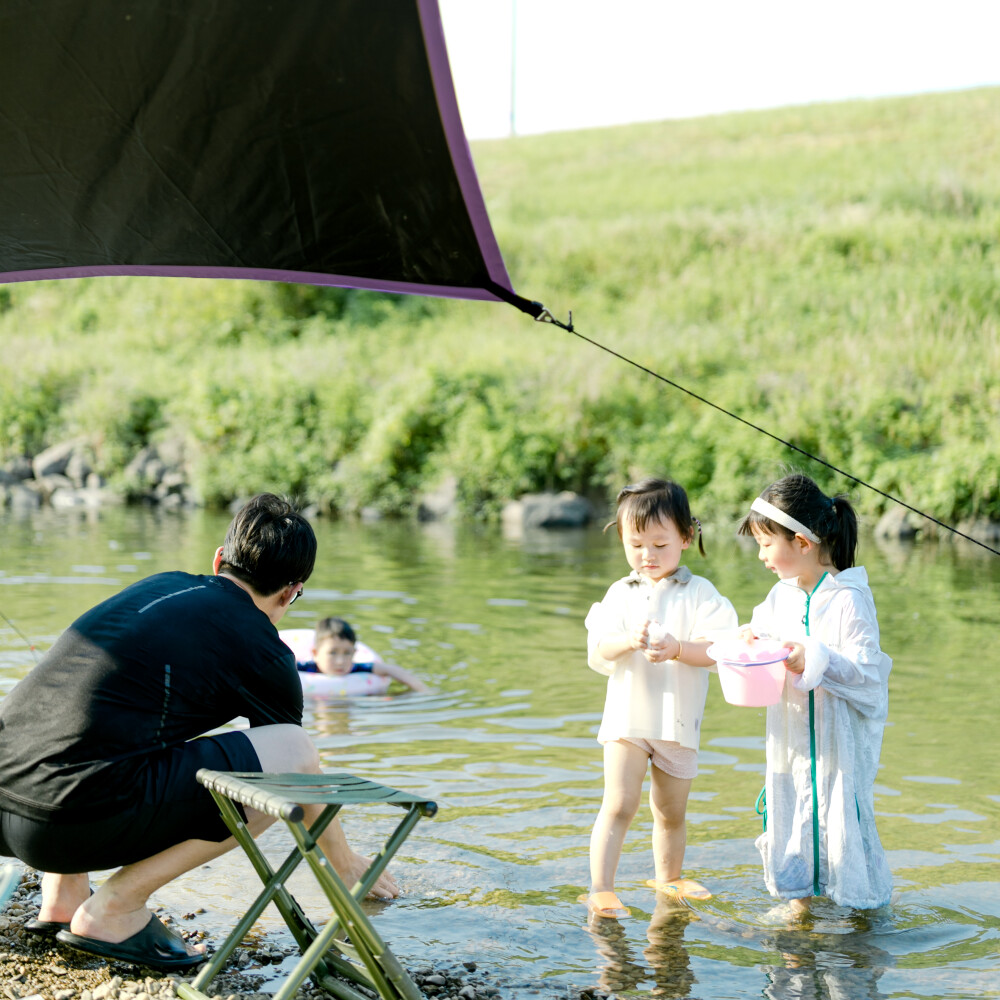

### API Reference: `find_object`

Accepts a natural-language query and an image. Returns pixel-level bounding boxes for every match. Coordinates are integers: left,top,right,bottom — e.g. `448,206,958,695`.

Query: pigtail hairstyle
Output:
828,494,858,572
738,473,858,570
605,477,706,556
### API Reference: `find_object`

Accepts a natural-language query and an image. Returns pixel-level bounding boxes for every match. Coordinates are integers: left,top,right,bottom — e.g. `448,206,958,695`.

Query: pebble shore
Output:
0,874,615,1000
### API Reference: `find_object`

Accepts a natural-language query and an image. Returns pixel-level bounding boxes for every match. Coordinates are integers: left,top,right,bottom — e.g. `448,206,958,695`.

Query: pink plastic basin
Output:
708,640,790,707
716,658,786,706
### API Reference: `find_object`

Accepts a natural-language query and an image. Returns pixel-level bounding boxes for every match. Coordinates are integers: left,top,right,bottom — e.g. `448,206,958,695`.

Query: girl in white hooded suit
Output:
739,474,892,913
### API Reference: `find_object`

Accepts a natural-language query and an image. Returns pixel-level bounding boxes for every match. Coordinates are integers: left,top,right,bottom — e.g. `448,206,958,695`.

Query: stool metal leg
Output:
182,772,433,1000
179,794,423,1000
180,794,336,1000
278,807,424,1000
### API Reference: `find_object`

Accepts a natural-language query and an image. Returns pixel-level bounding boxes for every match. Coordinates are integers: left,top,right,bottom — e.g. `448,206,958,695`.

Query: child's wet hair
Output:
738,473,858,570
314,617,356,644
607,477,705,556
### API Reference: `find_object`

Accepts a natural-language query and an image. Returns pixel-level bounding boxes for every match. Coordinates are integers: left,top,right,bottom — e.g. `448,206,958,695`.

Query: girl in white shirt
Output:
739,474,892,914
585,478,737,919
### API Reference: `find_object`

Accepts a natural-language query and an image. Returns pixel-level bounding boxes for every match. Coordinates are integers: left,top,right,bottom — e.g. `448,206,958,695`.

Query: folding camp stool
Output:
176,770,437,1000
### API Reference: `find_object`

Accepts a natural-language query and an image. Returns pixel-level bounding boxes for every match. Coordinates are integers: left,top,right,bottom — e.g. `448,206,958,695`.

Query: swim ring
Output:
279,628,392,697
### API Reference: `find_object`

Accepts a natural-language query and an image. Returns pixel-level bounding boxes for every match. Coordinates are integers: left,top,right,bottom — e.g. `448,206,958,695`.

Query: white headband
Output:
750,497,821,543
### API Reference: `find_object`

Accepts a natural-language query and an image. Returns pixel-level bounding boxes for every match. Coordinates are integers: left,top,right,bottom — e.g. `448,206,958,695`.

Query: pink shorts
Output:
611,737,698,780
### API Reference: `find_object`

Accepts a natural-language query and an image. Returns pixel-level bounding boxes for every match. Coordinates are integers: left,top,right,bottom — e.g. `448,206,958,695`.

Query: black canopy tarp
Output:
0,0,529,308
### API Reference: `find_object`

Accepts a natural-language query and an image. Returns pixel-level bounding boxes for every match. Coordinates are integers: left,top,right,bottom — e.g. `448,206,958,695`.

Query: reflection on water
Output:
0,506,998,999
585,898,697,998
761,922,892,1000
585,901,897,1000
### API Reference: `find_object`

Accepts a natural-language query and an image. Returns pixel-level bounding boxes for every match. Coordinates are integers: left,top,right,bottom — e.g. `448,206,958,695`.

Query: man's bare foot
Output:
370,868,400,900
38,872,90,925
335,852,399,900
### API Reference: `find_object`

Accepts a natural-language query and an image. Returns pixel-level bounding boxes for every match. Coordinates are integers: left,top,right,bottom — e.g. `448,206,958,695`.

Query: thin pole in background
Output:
510,0,517,135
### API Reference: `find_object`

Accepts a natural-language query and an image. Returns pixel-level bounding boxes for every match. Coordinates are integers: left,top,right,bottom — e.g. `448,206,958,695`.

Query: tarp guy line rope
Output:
535,311,1000,558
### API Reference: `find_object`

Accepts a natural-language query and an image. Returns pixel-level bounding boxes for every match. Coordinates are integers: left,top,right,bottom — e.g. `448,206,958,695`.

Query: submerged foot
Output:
762,897,814,928
579,891,630,919
645,877,712,900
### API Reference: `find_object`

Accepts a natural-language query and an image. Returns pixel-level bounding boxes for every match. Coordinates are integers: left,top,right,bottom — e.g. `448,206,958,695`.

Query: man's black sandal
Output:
57,913,204,971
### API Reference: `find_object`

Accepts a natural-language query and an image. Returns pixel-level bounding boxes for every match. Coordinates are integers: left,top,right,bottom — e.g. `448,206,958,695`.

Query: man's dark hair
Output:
218,493,316,596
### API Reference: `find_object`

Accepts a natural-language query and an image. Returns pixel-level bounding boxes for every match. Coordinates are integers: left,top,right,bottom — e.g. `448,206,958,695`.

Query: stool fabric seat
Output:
175,770,437,1000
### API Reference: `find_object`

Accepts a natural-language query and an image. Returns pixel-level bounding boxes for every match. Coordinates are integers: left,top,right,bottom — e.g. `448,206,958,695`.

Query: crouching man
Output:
0,493,396,969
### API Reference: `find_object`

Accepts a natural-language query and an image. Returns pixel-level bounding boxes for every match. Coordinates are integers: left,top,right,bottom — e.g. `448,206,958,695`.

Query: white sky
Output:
439,1,1000,139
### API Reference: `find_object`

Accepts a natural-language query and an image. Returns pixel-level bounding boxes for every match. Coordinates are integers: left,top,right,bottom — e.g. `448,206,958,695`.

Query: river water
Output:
0,505,997,999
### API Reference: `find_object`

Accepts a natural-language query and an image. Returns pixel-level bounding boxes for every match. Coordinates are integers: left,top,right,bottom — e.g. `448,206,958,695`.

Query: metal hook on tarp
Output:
534,305,573,333
483,281,574,333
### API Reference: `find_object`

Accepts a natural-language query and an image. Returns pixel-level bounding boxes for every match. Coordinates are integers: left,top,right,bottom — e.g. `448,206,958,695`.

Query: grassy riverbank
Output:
1,87,998,521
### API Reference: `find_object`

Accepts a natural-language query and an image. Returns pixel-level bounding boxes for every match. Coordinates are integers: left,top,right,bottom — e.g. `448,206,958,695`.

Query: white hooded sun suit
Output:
586,567,737,751
750,566,892,909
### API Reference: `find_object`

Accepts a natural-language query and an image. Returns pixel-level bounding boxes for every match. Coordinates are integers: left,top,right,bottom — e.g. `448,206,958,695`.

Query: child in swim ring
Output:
299,617,429,693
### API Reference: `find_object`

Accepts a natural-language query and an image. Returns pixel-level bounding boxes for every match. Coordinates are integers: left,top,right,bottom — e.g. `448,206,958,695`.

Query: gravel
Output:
0,874,612,1000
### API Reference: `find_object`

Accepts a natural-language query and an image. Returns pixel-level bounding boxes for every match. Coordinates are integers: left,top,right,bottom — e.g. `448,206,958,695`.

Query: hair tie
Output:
693,517,702,536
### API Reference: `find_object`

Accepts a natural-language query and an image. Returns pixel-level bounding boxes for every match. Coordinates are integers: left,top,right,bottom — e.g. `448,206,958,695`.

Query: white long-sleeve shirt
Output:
750,566,893,909
585,567,738,751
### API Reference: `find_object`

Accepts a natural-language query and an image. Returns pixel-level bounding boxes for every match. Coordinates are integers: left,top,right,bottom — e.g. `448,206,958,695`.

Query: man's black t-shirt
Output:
0,572,302,822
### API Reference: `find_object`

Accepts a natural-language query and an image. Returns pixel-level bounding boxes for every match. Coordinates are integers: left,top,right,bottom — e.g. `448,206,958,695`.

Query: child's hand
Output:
644,637,679,662
629,622,651,652
644,621,679,663
782,642,806,674
738,626,756,642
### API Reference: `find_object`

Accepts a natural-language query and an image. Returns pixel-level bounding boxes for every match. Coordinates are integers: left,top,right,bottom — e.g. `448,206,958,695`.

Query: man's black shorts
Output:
0,731,260,873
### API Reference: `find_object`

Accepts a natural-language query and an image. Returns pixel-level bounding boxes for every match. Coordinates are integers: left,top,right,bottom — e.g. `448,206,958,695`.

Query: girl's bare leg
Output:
648,767,692,884
589,741,650,894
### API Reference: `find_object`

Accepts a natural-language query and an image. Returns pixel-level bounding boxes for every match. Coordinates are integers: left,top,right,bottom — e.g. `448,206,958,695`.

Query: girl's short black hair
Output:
738,473,858,571
607,477,705,556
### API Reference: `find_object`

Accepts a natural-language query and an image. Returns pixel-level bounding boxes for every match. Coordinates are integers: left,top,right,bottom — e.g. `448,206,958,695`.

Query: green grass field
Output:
1,87,997,523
